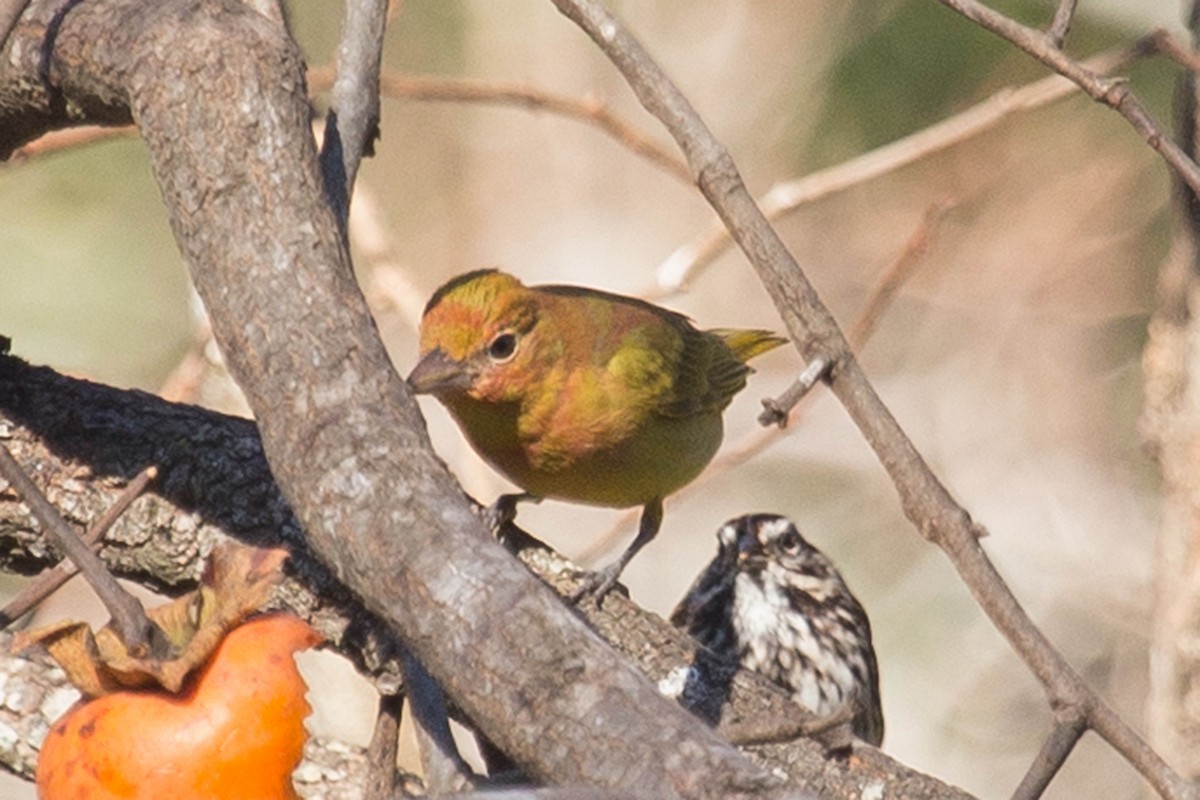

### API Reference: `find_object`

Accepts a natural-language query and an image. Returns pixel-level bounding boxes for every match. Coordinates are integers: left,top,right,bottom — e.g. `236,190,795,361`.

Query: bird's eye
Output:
487,332,518,362
777,528,802,553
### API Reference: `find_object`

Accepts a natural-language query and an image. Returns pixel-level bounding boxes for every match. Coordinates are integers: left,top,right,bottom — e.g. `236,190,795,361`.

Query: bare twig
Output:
649,38,1149,298
1047,0,1077,49
550,1,1196,798
722,703,855,748
1011,711,1086,800
846,197,954,347
7,67,691,189
5,125,133,160
937,0,1200,197
309,67,691,183
364,71,693,184
0,446,165,656
757,356,832,428
1151,28,1200,75
157,313,215,403
364,691,404,800
757,188,947,429
0,465,157,628
400,647,476,793
319,0,389,232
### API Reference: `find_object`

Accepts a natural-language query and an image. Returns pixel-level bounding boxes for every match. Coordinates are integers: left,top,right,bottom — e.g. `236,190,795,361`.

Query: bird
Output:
671,513,883,746
407,269,785,603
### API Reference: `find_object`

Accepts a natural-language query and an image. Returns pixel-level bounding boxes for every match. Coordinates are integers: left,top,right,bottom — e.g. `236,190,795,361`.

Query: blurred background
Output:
0,0,1186,796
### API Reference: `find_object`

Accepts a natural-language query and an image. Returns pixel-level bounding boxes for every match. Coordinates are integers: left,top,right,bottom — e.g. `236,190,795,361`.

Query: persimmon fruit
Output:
36,612,321,799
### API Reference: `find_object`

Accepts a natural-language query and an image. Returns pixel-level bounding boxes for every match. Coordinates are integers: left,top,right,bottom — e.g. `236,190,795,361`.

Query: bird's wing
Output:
593,299,752,421
669,546,737,630
655,323,751,418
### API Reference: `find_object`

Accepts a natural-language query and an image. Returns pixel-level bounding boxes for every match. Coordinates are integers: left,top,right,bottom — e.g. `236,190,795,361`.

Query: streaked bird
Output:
672,513,883,745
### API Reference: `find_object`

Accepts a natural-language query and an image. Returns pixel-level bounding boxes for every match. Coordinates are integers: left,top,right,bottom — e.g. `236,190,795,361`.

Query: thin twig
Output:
1151,28,1200,75
761,188,949,424
364,691,404,800
757,356,832,428
5,125,133,160
1010,711,1086,800
648,38,1149,298
344,69,693,184
0,465,157,628
319,0,389,233
157,315,215,404
937,0,1200,197
401,648,477,793
846,197,955,348
722,703,855,747
0,446,166,656
550,2,1197,799
1047,0,1077,49
15,70,691,188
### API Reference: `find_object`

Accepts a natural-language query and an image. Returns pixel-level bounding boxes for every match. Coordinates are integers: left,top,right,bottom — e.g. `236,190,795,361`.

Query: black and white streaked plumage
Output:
671,514,883,746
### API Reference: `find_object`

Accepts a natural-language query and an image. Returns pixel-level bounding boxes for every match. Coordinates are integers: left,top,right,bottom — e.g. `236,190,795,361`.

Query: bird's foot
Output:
567,563,629,607
484,493,535,532
484,493,542,550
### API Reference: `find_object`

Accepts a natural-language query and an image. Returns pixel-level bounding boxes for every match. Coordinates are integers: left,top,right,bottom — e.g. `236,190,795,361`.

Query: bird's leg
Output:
485,492,541,546
570,498,664,606
484,492,539,529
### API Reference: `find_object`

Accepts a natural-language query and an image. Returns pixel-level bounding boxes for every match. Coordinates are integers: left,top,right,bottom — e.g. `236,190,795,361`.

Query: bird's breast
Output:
444,393,723,508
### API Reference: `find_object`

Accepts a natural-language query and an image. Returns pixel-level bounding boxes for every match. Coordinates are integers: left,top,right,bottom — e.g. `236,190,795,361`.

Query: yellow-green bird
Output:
408,269,786,601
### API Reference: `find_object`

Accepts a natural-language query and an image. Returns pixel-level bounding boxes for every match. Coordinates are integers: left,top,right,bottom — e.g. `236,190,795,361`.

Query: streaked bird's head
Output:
673,513,884,747
717,513,845,602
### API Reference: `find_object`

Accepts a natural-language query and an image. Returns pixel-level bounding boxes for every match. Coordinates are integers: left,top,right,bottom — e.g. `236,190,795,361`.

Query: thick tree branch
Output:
317,3,471,783
0,0,27,49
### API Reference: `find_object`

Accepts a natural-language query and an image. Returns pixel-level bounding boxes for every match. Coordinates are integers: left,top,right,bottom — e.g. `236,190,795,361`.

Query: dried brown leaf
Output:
14,543,291,696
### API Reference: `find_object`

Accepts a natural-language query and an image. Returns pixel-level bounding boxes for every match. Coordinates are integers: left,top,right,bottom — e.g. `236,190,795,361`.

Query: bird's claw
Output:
484,495,520,533
567,565,629,607
484,493,541,543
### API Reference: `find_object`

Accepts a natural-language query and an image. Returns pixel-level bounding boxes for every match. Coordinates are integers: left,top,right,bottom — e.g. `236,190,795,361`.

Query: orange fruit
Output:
36,613,321,799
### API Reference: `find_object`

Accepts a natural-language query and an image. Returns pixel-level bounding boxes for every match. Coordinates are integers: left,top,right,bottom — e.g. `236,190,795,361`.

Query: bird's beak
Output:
407,349,475,395
735,526,764,565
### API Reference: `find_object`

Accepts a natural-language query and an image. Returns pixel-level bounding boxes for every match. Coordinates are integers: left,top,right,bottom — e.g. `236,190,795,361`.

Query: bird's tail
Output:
711,329,788,363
